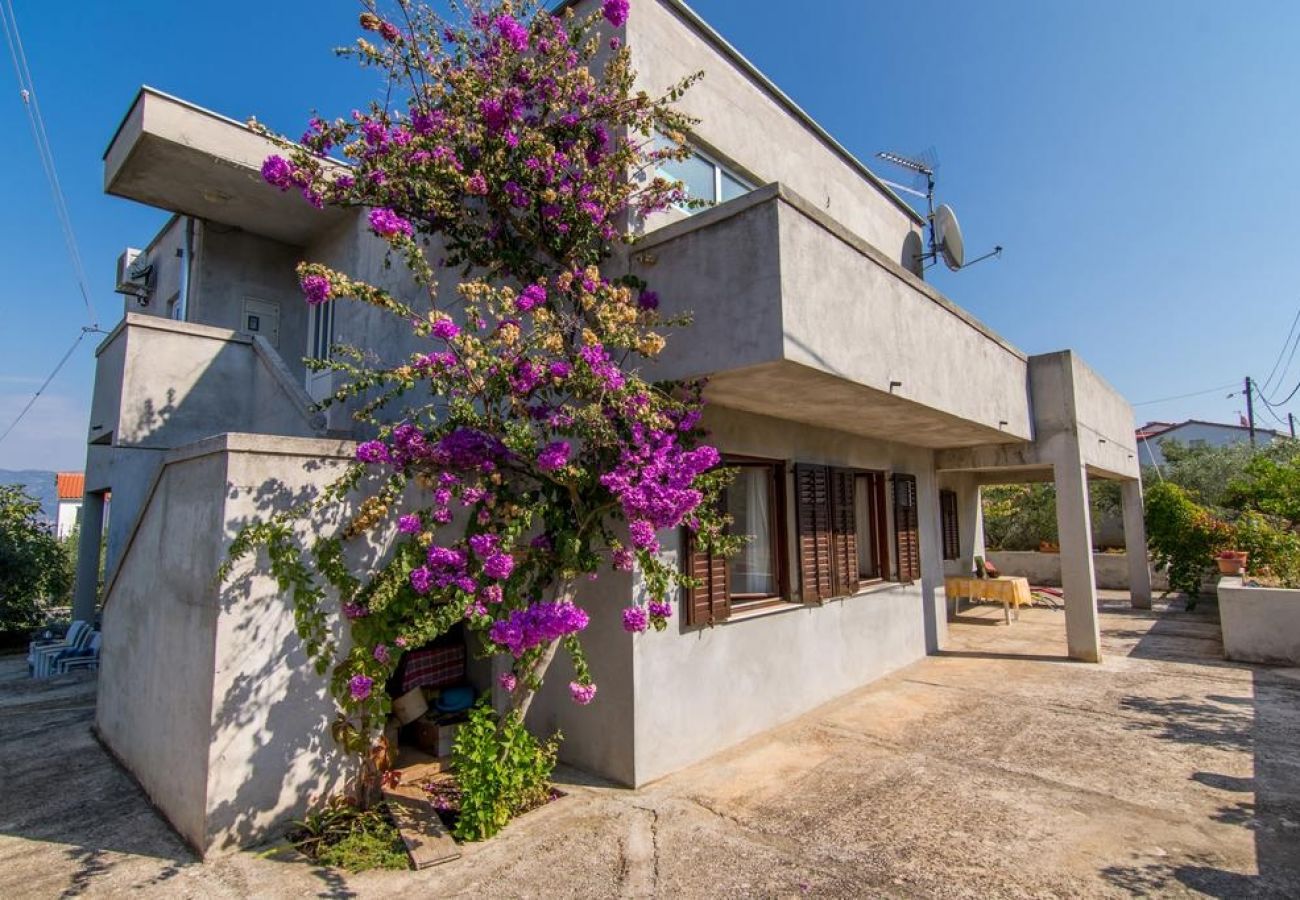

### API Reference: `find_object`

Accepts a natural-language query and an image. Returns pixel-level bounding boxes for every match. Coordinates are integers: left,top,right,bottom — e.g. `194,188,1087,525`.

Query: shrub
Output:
452,702,558,842
1231,510,1300,588
0,485,71,635
289,798,408,872
1144,481,1232,603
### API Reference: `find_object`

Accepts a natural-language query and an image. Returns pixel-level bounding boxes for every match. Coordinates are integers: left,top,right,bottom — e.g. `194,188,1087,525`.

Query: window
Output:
893,475,921,582
940,489,960,561
796,465,891,602
724,462,783,605
686,458,786,626
855,473,890,580
658,137,754,211
309,298,335,362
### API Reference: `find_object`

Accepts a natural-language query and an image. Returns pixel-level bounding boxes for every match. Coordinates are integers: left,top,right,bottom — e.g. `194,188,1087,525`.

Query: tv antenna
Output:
875,150,1002,272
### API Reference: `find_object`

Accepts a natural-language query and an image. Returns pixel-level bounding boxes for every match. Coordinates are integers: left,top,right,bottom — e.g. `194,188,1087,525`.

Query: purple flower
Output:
638,290,660,311
648,599,673,619
368,207,414,238
356,440,390,464
570,681,598,705
349,674,374,702
410,567,433,594
301,274,332,306
397,513,421,535
483,552,515,581
379,21,400,42
537,441,571,472
489,600,590,656
602,0,629,27
548,361,572,380
518,283,548,311
481,584,504,604
612,548,635,571
622,606,649,633
469,533,501,558
466,173,488,195
499,672,518,692
493,14,529,52
628,519,657,551
431,318,460,340
343,602,369,620
261,155,294,189
373,644,391,664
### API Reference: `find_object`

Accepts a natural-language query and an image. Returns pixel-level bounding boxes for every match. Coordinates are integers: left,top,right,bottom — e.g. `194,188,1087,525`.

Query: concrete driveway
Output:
3,594,1298,898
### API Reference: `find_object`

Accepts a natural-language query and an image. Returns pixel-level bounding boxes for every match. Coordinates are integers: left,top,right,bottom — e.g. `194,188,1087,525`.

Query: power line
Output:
0,328,100,448
0,0,98,327
1258,375,1300,412
1260,306,1300,397
1131,382,1238,407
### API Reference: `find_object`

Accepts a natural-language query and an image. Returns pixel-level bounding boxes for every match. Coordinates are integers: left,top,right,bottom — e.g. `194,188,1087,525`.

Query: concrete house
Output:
76,0,1151,855
1136,419,1284,468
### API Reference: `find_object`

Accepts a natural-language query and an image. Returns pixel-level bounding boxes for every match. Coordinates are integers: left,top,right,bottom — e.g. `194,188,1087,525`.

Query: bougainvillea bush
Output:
223,0,734,829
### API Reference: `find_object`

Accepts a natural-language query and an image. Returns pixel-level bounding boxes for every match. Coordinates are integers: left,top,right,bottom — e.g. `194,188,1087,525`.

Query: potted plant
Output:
1216,550,1248,576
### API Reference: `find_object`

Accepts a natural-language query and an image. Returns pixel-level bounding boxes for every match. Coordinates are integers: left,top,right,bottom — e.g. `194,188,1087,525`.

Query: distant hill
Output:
0,470,58,522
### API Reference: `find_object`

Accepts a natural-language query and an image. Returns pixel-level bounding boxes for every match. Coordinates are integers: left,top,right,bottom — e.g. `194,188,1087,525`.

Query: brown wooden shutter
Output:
940,489,960,561
830,468,859,596
893,474,921,582
685,530,729,626
795,464,833,603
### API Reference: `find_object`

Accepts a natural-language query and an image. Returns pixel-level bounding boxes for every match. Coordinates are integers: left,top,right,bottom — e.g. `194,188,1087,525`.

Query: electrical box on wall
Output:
115,248,152,298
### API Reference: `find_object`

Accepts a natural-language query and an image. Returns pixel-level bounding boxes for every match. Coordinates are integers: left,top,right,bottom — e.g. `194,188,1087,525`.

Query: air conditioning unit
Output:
115,248,152,297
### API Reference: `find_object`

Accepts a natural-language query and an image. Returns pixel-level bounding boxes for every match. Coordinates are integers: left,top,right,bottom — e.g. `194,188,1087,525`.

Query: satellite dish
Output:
934,204,964,271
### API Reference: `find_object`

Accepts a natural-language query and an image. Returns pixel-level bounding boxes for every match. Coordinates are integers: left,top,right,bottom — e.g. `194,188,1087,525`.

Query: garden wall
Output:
988,550,1170,592
1218,576,1300,665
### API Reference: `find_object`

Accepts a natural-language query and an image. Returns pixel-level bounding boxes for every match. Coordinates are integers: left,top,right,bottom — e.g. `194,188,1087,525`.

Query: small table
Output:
945,576,1032,625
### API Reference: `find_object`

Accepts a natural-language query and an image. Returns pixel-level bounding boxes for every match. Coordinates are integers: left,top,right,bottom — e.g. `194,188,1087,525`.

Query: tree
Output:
0,485,70,633
224,0,733,827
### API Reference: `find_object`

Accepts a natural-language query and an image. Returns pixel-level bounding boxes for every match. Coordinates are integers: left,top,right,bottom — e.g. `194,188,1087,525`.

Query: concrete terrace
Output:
3,596,1299,898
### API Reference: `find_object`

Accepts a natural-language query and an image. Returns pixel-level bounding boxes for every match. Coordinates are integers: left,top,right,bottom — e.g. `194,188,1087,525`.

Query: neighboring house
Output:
1136,419,1284,468
54,472,84,540
77,0,1151,856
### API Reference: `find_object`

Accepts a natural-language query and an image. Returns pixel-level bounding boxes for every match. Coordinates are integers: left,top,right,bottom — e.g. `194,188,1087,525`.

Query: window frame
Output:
940,489,960,561
658,139,756,210
720,455,789,611
855,471,891,584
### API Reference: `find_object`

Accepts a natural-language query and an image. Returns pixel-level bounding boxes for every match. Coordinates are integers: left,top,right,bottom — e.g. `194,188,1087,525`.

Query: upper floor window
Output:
658,137,754,211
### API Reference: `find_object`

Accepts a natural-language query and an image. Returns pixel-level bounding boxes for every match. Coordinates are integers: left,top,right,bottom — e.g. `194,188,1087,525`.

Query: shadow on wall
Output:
1098,611,1300,897
203,463,411,854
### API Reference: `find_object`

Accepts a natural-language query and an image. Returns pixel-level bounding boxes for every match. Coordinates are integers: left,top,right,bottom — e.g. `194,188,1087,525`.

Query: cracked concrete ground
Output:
3,593,1299,898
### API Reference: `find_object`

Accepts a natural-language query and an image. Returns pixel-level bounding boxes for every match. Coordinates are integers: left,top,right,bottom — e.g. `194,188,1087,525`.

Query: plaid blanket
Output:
401,645,466,693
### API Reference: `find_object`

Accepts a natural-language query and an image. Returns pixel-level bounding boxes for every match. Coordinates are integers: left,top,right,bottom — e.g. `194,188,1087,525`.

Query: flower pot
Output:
1217,555,1247,576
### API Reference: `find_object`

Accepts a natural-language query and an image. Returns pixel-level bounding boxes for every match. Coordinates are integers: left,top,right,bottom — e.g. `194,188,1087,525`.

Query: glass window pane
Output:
662,151,718,205
855,476,878,579
720,169,751,203
727,466,776,596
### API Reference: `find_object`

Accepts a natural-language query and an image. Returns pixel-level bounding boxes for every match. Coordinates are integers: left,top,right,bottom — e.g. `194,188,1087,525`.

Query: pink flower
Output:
432,318,460,340
602,0,629,27
612,548,634,571
622,606,649,633
570,681,597,705
368,207,414,238
397,513,421,535
301,275,332,306
537,441,571,472
499,672,518,692
349,675,374,701
373,644,391,664
648,599,673,619
518,283,548,311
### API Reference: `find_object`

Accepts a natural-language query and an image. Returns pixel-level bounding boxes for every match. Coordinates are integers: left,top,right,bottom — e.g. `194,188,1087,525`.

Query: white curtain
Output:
728,467,775,596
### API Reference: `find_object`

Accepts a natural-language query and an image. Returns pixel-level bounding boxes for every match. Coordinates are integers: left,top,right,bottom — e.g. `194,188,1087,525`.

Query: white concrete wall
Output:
626,0,924,266
1218,576,1300,665
97,434,364,855
987,550,1170,592
1139,423,1280,468
627,406,944,786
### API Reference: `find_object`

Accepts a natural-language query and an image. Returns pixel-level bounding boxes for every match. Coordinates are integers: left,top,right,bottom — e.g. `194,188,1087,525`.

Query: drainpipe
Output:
175,216,194,322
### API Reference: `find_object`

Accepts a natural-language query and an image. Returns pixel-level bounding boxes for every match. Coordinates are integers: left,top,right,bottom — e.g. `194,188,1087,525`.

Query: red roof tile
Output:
56,472,84,500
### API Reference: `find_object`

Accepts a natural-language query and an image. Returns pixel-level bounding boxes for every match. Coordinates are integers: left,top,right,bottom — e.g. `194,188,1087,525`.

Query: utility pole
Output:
1245,376,1257,446
1291,413,1296,440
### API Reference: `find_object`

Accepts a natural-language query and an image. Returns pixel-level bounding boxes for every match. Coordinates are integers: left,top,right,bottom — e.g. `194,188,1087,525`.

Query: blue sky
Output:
2,0,1299,470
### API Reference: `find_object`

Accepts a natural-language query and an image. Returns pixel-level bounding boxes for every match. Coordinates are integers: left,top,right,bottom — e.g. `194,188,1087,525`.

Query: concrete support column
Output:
1053,454,1101,662
1122,479,1152,609
960,479,985,572
72,491,104,623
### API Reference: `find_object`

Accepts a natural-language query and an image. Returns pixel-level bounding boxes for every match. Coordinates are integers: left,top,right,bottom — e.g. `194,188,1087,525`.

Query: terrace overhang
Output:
633,184,1035,450
104,87,349,246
